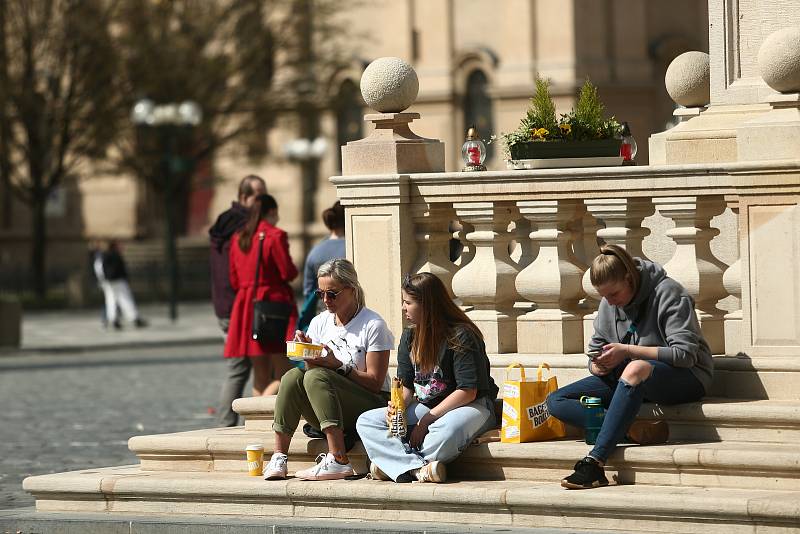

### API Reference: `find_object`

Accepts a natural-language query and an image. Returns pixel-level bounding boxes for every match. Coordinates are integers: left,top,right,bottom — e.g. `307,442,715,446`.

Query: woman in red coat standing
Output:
225,194,298,397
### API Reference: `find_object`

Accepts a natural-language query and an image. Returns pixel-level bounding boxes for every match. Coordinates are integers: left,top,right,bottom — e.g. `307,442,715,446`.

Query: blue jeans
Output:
546,360,705,462
356,396,496,482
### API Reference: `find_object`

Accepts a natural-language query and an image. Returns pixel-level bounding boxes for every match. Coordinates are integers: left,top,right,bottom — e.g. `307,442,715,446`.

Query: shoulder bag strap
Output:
253,232,265,290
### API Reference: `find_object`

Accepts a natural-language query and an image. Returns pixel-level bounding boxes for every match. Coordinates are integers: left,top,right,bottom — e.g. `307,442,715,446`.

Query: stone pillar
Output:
737,28,800,162
722,199,743,355
649,5,800,164
0,298,21,348
515,200,585,354
341,113,445,176
410,202,458,296
341,57,444,177
451,202,519,353
652,196,728,354
581,198,654,346
336,57,445,336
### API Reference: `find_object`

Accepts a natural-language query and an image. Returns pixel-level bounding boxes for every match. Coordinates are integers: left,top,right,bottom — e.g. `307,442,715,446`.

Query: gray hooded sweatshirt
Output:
588,258,713,394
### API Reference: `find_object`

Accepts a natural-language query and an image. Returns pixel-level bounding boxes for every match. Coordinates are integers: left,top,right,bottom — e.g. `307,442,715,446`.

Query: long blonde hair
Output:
590,244,640,296
402,272,483,373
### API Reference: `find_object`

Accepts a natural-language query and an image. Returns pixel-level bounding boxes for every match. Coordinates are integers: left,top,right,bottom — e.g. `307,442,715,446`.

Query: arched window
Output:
463,70,495,162
335,79,363,171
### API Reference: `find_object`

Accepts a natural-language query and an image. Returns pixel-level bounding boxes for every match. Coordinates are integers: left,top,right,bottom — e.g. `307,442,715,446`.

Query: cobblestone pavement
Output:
0,343,233,510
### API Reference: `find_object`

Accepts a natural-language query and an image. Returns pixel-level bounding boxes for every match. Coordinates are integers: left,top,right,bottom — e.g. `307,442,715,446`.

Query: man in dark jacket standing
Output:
209,174,267,426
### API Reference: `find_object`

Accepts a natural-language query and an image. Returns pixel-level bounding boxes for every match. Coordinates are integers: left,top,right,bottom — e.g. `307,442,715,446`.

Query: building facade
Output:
0,0,708,304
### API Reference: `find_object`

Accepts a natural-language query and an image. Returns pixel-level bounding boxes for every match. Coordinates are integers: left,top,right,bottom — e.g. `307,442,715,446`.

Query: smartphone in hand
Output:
586,349,602,360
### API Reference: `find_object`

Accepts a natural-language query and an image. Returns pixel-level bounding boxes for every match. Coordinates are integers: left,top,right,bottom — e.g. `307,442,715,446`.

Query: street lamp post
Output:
131,99,201,322
283,135,326,254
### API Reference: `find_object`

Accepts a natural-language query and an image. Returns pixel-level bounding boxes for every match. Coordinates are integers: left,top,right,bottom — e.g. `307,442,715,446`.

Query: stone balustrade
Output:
333,160,800,358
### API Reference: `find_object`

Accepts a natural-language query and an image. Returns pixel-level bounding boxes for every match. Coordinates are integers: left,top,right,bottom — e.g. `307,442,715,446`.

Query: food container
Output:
286,341,324,362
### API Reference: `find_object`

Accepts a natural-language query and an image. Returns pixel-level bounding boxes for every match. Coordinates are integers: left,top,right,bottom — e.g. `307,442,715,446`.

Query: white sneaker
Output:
263,452,288,480
369,462,391,481
415,461,446,483
295,453,354,481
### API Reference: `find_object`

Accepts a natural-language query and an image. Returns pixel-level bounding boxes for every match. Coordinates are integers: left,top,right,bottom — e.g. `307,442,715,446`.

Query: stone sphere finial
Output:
758,27,800,93
360,57,419,113
665,51,710,107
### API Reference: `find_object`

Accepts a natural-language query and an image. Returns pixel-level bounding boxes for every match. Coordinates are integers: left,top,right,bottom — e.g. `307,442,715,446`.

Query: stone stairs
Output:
22,355,800,532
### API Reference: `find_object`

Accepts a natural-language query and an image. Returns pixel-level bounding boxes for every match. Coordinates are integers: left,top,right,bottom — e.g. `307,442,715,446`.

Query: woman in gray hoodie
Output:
547,244,713,489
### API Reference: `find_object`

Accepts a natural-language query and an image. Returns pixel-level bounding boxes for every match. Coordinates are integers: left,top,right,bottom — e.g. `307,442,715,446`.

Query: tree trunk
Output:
31,192,47,300
0,0,12,229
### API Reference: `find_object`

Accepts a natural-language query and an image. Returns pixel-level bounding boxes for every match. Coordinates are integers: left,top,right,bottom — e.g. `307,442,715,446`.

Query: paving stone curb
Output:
0,508,606,534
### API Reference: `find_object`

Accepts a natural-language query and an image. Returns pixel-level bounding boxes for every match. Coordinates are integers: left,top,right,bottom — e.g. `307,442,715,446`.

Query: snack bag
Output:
387,377,407,439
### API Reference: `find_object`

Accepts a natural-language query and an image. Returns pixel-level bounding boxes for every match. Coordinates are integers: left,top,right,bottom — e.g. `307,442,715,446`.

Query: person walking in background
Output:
209,175,267,427
99,240,147,330
224,194,298,403
89,240,111,328
298,201,346,331
547,244,712,490
356,272,498,484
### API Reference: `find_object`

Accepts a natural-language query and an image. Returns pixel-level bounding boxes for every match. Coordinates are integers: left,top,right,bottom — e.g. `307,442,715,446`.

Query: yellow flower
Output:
559,123,571,135
532,127,549,139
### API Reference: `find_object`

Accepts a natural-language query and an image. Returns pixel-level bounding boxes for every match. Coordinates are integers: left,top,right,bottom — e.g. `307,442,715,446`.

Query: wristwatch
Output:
336,363,352,377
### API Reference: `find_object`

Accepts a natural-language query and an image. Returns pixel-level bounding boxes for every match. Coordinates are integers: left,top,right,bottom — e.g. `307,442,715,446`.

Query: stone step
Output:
128,425,800,491
22,466,800,533
488,354,800,401
232,396,800,444
0,508,619,534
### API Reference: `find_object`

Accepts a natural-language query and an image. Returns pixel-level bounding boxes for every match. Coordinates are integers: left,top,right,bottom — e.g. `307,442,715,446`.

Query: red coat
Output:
224,220,298,357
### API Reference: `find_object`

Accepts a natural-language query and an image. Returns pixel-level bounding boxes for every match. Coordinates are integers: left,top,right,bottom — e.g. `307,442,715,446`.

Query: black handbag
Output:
251,232,293,341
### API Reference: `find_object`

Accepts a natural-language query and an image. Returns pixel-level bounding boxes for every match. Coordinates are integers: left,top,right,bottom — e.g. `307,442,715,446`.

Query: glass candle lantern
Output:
619,121,637,162
461,126,487,171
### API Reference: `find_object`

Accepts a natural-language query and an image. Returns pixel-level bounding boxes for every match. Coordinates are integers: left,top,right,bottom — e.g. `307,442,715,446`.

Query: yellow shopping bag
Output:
500,362,566,443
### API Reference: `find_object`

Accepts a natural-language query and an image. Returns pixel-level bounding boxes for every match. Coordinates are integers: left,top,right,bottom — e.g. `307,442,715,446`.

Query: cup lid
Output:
245,443,264,450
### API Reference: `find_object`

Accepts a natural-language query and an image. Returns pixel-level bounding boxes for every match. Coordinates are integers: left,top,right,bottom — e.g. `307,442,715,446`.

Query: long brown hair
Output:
589,244,640,296
238,194,277,252
401,272,484,372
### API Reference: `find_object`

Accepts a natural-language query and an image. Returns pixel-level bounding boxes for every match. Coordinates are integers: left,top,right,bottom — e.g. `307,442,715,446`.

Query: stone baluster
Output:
652,196,728,354
451,202,519,353
515,200,585,354
574,207,602,347
510,217,537,270
581,198,655,344
722,199,742,355
410,202,458,296
452,220,474,268
510,216,538,316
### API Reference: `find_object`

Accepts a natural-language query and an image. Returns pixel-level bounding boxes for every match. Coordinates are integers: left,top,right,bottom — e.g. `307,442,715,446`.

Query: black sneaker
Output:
561,456,609,489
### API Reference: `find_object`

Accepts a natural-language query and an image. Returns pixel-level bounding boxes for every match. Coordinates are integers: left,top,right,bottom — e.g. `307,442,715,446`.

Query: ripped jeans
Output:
546,360,705,462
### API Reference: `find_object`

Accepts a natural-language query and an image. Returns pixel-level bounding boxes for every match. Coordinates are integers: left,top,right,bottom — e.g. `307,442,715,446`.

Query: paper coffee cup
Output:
245,444,264,476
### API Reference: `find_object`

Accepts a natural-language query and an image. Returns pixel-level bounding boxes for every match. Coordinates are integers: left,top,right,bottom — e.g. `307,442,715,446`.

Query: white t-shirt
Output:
306,307,395,392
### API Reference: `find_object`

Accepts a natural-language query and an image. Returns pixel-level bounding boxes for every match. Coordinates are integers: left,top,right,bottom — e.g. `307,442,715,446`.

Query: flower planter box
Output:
509,139,621,160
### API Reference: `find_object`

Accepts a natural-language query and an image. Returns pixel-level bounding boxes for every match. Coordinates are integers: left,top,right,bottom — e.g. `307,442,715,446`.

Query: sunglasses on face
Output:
315,288,345,300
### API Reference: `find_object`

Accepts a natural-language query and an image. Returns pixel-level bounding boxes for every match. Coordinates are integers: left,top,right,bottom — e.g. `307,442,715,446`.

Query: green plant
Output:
494,77,623,158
